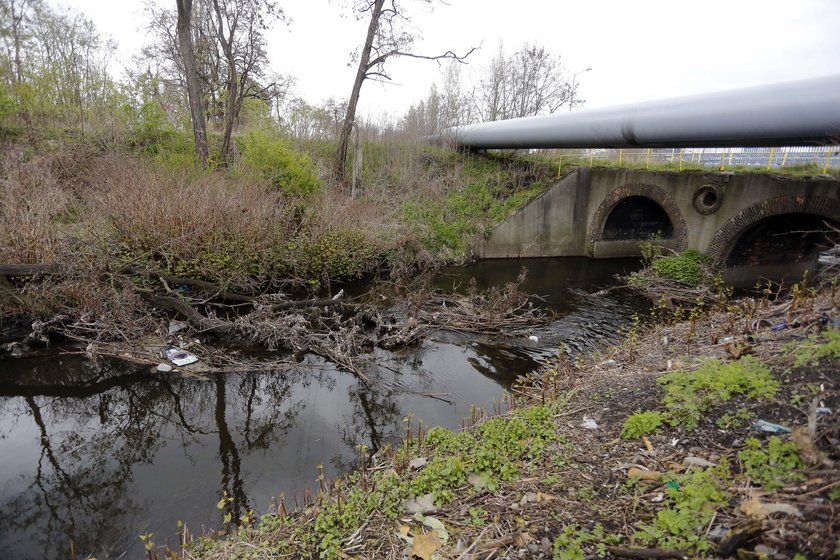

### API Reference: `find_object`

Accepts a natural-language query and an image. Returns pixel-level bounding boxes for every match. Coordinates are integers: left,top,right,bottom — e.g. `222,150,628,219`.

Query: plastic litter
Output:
751,419,791,434
816,407,833,415
581,416,598,430
167,320,188,335
770,322,788,331
162,346,199,366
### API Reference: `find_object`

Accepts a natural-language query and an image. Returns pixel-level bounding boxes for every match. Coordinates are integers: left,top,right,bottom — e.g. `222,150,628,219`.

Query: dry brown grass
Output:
0,154,73,264
84,156,301,286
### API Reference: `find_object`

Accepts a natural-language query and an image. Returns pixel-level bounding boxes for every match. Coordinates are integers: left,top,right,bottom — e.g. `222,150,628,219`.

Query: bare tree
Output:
507,43,574,117
175,0,209,166
334,0,476,186
474,42,509,122
146,0,286,163
209,0,282,162
440,60,468,128
475,42,575,122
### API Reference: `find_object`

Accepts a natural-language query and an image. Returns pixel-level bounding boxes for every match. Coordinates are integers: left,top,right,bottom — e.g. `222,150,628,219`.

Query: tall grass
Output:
0,154,73,264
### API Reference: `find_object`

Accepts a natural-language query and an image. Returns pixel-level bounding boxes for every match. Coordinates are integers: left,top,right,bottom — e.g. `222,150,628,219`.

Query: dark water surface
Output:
0,257,642,559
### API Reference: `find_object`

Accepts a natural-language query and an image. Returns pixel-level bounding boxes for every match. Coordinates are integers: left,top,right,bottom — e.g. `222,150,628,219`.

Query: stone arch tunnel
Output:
480,167,840,281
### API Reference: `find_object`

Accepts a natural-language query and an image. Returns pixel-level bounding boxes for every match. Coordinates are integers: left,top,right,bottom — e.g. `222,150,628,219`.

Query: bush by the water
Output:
652,249,710,285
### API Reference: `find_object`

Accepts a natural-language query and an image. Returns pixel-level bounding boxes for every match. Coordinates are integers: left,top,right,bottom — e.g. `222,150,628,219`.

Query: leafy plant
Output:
410,456,467,504
621,410,667,438
715,406,753,428
635,465,730,554
787,328,840,366
553,524,616,560
660,357,777,429
651,249,710,286
239,129,321,196
738,436,804,490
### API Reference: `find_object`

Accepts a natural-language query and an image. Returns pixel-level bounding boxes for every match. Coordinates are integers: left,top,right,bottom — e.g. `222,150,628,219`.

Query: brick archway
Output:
587,183,688,253
706,195,840,265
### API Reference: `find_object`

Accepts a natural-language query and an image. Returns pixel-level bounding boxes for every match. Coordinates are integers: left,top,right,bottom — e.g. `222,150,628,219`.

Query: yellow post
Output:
618,148,623,166
766,147,775,170
824,147,833,174
645,148,650,170
557,157,562,178
678,148,684,171
781,148,789,167
719,149,726,171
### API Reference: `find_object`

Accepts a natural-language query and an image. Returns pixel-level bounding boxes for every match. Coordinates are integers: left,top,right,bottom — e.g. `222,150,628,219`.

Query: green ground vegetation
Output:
621,356,778,437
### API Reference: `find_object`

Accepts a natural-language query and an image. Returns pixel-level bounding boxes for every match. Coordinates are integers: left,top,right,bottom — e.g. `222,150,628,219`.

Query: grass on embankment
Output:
166,282,840,560
538,154,840,180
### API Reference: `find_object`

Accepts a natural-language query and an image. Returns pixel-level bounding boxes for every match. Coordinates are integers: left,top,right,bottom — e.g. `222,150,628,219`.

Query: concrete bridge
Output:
481,166,840,282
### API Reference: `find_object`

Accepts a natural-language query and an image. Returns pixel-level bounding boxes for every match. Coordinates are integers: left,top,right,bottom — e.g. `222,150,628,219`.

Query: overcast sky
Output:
61,0,840,123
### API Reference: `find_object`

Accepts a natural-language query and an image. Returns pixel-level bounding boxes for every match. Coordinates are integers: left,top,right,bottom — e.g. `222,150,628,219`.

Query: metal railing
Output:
546,146,839,174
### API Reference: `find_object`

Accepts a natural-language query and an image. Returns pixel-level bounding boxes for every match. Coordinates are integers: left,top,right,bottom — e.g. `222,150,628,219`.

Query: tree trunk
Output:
334,0,384,187
9,0,39,152
220,76,237,162
175,0,209,168
212,0,237,163
351,125,362,199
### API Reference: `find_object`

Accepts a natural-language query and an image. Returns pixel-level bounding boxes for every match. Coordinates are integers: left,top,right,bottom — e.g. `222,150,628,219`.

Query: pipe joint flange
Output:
693,185,723,215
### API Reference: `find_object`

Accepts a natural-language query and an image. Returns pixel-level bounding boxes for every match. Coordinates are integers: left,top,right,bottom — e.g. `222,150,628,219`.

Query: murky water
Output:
0,257,642,559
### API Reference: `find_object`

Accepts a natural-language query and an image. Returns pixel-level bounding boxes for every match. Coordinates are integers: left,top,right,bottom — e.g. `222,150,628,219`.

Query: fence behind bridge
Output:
546,146,839,174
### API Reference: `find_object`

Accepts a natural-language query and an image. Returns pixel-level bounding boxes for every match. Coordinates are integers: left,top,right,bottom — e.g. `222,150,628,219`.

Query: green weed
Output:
738,436,804,490
787,328,840,366
621,357,777,437
651,250,710,286
553,523,617,560
635,464,731,554
715,406,753,428
410,456,467,504
238,129,321,196
660,356,777,430
621,410,667,439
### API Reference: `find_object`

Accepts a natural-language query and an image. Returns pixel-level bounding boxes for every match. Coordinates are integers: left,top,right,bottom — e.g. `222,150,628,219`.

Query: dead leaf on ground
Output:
411,531,442,560
408,457,428,470
513,532,534,546
404,493,436,514
740,497,802,520
682,456,716,468
628,467,661,481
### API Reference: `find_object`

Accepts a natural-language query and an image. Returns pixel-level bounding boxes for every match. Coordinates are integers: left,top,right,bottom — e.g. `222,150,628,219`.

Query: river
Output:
0,257,643,559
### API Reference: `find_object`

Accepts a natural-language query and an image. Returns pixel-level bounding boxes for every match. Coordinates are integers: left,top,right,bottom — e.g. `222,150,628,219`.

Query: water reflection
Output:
0,257,644,559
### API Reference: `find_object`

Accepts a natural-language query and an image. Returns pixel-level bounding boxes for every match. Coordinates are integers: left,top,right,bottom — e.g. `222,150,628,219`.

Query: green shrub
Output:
239,129,320,196
738,436,804,490
635,466,730,554
652,249,710,285
621,410,667,439
660,356,777,429
125,100,195,164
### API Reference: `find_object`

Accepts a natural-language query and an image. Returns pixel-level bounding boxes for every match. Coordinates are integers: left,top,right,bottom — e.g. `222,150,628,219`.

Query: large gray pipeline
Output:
437,74,840,149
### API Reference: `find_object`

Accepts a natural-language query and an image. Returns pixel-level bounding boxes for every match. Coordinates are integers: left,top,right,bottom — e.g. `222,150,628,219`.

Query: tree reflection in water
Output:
0,357,310,559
